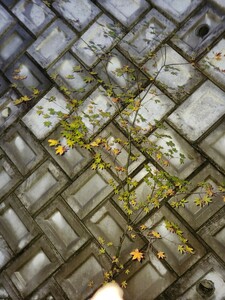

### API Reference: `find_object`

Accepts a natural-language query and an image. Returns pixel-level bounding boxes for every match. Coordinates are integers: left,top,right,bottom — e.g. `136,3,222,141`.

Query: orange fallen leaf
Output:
115,166,126,172
157,251,166,259
163,160,169,167
130,249,144,262
166,189,175,196
112,97,120,103
13,75,27,80
215,52,222,60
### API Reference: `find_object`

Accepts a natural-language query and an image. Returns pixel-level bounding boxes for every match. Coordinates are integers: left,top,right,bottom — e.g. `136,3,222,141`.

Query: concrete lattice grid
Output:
0,0,225,299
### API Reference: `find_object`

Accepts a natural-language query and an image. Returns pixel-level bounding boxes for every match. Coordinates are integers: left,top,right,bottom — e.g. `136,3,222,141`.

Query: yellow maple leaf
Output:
112,148,121,156
48,139,59,147
32,88,40,95
21,95,31,101
88,280,94,288
140,224,147,231
90,138,102,147
98,236,105,245
130,249,144,262
127,225,133,231
112,256,119,263
151,231,161,239
91,163,97,170
157,251,166,259
55,145,66,155
104,272,111,280
125,269,130,275
185,245,194,254
156,152,162,160
84,144,91,150
121,281,127,289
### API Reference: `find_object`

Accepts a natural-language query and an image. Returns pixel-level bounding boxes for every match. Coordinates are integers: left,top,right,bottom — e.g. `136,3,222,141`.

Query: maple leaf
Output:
140,224,147,231
48,139,59,147
98,237,105,245
84,76,94,83
55,145,66,155
67,139,75,148
43,121,52,127
185,245,194,254
73,65,83,72
115,166,126,172
66,74,75,79
163,160,169,167
127,225,133,231
88,280,94,288
13,75,27,80
151,231,161,239
112,97,120,103
125,269,130,275
177,244,185,254
103,142,111,151
84,144,91,150
215,52,222,60
219,186,225,192
112,148,121,156
99,247,105,254
98,163,105,170
104,272,111,280
32,88,40,95
156,152,162,160
166,189,175,196
112,256,119,263
144,207,150,213
157,251,166,259
130,249,144,262
21,95,31,102
90,141,99,147
13,68,21,74
90,138,102,147
121,281,127,289
206,186,214,197
91,163,97,170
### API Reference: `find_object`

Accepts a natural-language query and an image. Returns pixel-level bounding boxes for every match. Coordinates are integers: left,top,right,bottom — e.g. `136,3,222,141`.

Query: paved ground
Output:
1,0,225,299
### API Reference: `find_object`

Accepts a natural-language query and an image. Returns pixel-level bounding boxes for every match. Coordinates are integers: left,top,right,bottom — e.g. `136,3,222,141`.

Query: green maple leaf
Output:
44,121,52,127
177,245,185,254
